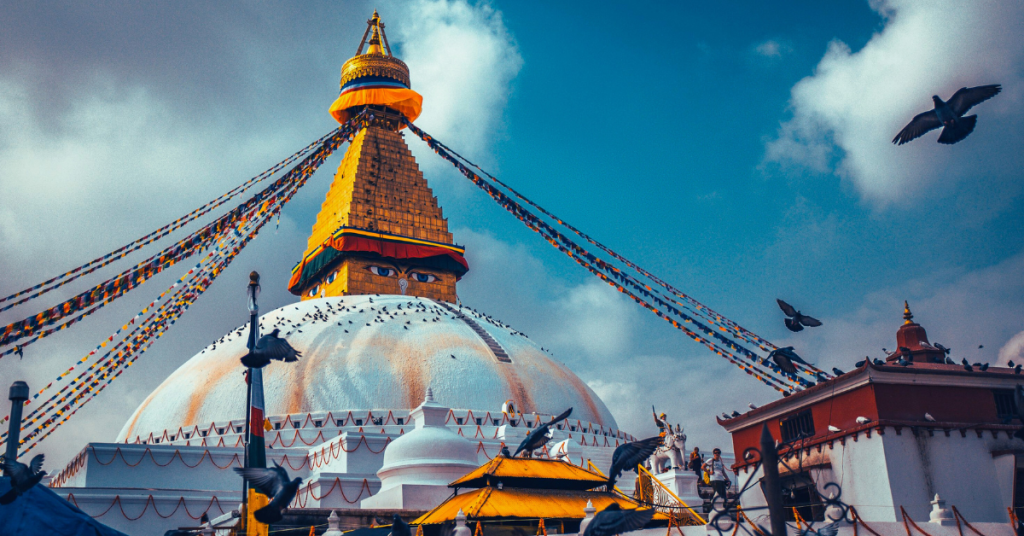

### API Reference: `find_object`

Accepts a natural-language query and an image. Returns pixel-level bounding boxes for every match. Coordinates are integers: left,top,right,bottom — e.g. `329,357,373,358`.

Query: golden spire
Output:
903,301,913,324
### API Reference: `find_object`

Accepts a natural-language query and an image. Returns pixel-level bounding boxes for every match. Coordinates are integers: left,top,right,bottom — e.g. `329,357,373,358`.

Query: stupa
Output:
46,12,634,536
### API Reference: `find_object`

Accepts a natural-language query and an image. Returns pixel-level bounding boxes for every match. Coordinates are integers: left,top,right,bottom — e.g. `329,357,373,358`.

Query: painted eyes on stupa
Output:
409,272,437,283
367,266,396,277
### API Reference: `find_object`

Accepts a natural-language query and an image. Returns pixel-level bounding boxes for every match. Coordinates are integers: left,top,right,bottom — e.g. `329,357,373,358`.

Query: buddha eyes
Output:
366,266,438,283
367,266,396,277
307,284,320,297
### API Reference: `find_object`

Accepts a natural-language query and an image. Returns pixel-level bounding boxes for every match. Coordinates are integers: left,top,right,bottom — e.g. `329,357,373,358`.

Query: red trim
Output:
329,235,470,272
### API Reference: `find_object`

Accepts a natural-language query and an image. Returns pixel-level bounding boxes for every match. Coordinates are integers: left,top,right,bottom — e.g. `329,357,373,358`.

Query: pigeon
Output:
240,329,301,369
748,403,758,410
500,445,512,457
607,436,663,488
979,345,984,349
731,411,742,417
233,462,302,524
827,425,841,433
769,346,811,374
513,407,572,458
924,413,936,422
722,413,731,420
1015,365,1022,375
390,514,411,536
1014,386,1024,440
934,343,952,355
856,417,871,425
816,522,841,536
832,367,845,376
777,299,823,332
582,504,656,536
893,85,1001,145
897,357,911,367
0,454,46,504
855,360,866,368
200,512,210,526
963,363,974,372
1010,361,1016,368
979,363,989,372
873,358,885,366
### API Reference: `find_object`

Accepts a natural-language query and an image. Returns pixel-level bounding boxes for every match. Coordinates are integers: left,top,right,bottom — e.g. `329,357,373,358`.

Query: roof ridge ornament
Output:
903,300,914,325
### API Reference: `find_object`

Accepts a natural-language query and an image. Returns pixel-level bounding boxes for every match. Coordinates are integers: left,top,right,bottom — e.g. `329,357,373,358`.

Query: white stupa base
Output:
360,483,454,510
653,467,702,506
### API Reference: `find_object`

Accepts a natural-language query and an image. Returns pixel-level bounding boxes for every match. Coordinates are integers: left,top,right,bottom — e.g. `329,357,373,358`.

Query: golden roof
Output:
341,10,411,88
414,487,667,525
450,457,608,491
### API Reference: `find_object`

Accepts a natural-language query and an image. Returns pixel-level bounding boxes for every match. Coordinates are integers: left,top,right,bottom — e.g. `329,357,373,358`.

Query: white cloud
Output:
763,0,1024,205
394,0,522,169
754,39,792,59
998,331,1024,366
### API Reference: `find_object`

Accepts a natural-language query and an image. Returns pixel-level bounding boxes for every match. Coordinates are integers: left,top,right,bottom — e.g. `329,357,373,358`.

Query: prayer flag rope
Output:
0,129,337,311
3,116,366,451
404,119,819,391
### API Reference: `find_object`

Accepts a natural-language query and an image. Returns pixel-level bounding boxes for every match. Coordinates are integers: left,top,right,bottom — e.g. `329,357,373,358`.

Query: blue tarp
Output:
0,477,129,536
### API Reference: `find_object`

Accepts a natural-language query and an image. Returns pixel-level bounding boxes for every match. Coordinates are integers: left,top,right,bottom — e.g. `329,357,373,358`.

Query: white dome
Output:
376,389,479,487
118,295,617,441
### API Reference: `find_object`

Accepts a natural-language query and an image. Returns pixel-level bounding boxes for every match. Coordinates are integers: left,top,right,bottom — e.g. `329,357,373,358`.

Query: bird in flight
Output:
241,329,302,368
769,346,811,374
607,436,663,488
513,407,572,458
583,504,656,536
0,454,46,504
777,299,822,332
893,85,1001,145
233,462,302,524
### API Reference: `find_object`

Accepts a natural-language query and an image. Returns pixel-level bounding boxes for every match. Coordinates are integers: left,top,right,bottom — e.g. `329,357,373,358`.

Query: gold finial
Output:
903,301,913,324
355,10,392,57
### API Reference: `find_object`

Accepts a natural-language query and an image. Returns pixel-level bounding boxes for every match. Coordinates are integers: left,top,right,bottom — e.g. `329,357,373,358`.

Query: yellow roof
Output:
449,457,607,491
414,487,668,524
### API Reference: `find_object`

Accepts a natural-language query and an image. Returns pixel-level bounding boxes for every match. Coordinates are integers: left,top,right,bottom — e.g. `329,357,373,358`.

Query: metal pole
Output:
760,423,787,536
4,381,29,474
241,271,260,532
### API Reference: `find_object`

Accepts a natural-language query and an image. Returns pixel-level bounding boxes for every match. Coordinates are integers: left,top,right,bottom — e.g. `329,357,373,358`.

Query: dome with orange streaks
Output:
117,295,617,442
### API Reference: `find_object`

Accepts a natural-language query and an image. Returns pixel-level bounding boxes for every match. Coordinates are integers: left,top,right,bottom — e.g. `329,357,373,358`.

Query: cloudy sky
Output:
1,0,1023,468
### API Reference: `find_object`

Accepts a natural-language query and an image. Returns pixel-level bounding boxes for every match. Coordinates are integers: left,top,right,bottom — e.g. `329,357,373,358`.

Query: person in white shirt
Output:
702,448,730,503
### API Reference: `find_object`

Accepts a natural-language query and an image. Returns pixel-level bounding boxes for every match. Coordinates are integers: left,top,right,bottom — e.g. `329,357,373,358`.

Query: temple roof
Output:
414,487,664,524
449,457,608,490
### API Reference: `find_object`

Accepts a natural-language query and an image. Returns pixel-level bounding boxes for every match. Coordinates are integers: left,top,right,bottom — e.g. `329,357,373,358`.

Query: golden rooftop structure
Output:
289,11,467,303
414,457,676,535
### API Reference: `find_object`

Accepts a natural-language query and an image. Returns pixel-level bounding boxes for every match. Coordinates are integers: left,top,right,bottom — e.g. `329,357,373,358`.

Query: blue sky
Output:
1,0,1022,465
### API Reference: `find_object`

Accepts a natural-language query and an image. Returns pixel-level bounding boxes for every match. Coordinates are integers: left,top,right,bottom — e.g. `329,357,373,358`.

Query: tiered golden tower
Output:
288,12,467,303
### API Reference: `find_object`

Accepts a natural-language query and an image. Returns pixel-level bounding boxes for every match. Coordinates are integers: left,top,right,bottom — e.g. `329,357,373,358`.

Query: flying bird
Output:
389,514,411,536
582,504,656,536
513,407,572,458
893,85,1001,145
777,299,823,332
0,454,46,504
769,346,811,374
924,413,936,422
856,417,871,425
233,462,302,524
607,436,663,488
240,329,302,369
